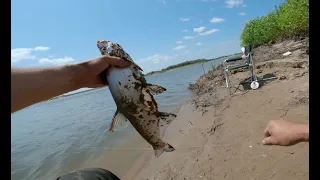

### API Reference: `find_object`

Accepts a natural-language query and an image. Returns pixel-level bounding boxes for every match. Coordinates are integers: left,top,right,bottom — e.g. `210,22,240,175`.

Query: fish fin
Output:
158,112,177,137
109,110,129,132
153,143,176,157
146,84,167,95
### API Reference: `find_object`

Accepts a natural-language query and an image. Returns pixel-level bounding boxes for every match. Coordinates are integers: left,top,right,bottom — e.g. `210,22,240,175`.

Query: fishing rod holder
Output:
222,45,260,95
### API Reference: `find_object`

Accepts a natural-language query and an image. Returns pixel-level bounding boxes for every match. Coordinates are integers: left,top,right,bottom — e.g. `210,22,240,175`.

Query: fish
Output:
97,40,177,157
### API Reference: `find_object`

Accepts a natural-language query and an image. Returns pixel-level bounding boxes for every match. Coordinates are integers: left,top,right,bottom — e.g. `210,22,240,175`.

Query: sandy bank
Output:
85,38,309,180
122,38,309,180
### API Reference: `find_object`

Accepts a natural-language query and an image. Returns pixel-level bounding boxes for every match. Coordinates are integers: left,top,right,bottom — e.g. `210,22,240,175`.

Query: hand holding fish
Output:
70,55,131,88
11,56,130,113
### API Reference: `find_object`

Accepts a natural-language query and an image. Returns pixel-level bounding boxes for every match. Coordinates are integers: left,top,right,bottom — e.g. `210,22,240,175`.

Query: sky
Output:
12,0,284,74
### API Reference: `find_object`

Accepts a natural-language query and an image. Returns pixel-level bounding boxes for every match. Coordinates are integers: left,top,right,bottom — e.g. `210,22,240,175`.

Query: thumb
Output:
262,136,277,145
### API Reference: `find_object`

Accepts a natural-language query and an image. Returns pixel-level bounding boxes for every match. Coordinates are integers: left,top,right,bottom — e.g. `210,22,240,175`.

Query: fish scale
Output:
97,40,177,157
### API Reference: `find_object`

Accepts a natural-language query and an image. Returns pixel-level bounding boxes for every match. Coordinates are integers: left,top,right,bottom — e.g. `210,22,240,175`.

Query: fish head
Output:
97,40,113,55
97,40,126,57
97,40,143,71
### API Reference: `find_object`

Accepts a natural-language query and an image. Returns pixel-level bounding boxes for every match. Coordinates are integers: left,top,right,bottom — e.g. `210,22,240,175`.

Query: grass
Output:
209,62,216,73
241,0,309,47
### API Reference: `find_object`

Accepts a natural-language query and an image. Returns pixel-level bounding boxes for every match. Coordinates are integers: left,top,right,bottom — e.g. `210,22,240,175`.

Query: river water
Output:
11,59,225,180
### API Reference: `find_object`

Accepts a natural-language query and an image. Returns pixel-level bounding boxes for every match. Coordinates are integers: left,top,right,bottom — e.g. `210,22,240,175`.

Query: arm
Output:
11,66,79,113
11,56,130,113
297,123,309,142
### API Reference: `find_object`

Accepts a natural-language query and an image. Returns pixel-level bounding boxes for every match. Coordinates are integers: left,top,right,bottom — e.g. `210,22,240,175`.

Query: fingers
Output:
99,55,131,68
87,55,131,73
262,136,277,145
263,122,272,137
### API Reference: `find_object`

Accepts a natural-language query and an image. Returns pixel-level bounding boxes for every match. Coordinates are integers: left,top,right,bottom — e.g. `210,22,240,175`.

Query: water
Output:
11,59,224,180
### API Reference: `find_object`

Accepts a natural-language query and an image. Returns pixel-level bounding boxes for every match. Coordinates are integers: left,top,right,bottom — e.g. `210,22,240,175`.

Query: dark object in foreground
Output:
56,168,120,180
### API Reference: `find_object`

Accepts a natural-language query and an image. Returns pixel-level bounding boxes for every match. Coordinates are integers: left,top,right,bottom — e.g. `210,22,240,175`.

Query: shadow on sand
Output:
238,73,278,91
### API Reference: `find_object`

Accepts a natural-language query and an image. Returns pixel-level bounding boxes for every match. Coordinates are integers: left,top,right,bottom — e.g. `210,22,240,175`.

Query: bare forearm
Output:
11,66,79,113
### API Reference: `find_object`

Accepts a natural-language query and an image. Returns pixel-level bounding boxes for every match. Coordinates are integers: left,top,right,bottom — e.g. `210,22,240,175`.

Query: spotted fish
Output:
97,40,177,157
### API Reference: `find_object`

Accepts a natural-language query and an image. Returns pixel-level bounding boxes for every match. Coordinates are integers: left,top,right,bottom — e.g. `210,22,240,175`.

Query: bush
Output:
241,0,309,47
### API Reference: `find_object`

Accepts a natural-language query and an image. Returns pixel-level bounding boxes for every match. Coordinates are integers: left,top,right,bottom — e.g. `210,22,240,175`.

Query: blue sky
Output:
12,0,283,73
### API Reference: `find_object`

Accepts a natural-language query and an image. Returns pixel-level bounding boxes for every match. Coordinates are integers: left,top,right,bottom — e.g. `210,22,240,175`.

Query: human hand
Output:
67,55,131,89
262,119,309,146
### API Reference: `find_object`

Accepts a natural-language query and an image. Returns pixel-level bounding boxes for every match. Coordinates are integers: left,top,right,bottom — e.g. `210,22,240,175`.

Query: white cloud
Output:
11,46,50,63
38,56,75,65
162,0,166,4
183,36,197,40
196,42,202,46
239,12,246,16
199,29,219,35
193,26,206,33
210,17,225,23
138,54,177,64
182,29,188,32
225,0,244,8
33,46,50,51
172,45,186,51
180,18,190,22
176,41,183,44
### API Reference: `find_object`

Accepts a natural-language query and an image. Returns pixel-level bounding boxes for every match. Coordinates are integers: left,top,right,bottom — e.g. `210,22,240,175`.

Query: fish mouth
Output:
97,40,112,54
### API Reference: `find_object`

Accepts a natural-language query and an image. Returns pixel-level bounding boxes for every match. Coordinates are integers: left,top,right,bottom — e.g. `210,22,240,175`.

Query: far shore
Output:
144,53,241,77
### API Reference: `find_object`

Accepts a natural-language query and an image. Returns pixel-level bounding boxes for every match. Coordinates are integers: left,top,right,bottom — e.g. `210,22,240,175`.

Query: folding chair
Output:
222,45,260,95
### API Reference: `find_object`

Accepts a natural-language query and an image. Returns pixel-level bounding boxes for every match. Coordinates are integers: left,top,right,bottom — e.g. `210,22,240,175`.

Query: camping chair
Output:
222,45,259,95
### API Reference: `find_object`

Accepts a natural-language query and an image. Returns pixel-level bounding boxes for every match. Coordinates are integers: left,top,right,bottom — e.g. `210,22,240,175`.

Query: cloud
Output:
225,0,245,8
193,26,206,33
138,54,177,64
176,41,183,44
196,42,202,46
180,18,190,22
239,12,246,16
38,56,75,65
162,0,166,4
199,29,219,35
210,17,225,23
172,45,186,51
11,46,50,63
182,29,188,32
183,36,197,40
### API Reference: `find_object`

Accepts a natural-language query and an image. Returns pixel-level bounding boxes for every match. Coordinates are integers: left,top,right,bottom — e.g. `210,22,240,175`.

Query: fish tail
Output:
153,143,175,157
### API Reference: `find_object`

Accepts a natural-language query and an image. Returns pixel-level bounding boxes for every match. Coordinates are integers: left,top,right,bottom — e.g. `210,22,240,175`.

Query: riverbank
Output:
107,38,308,179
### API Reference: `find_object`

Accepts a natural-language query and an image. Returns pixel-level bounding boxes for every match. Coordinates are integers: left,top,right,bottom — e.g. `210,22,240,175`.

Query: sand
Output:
90,38,309,180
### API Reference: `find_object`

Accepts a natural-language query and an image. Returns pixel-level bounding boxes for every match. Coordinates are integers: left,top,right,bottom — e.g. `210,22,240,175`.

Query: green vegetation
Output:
145,53,240,76
209,62,216,73
241,0,309,47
